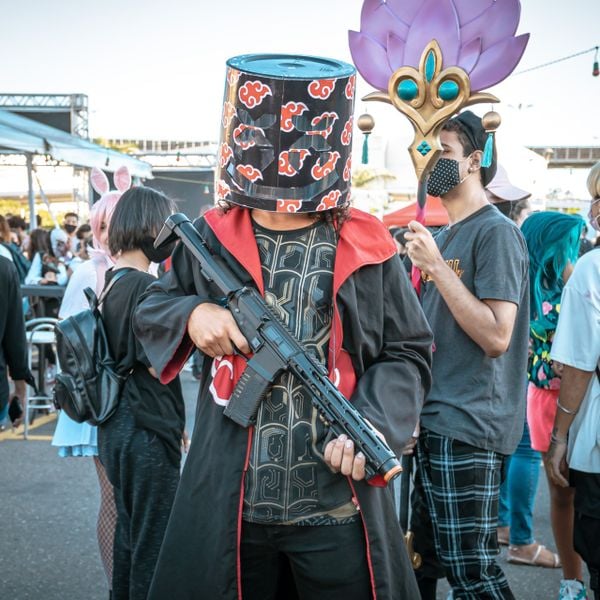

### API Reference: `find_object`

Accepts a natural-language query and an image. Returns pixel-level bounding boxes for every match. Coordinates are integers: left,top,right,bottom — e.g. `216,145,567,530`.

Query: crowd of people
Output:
1,122,599,600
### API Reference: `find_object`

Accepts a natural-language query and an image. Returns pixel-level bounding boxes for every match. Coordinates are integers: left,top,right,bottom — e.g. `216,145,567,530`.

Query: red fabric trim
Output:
237,427,254,600
348,478,378,599
204,207,264,295
160,335,193,385
329,209,396,382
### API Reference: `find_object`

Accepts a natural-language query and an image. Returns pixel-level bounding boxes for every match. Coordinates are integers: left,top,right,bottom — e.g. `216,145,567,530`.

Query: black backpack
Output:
53,268,132,425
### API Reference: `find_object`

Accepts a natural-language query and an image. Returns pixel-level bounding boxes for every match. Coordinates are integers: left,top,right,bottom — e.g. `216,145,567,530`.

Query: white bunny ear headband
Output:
90,166,132,197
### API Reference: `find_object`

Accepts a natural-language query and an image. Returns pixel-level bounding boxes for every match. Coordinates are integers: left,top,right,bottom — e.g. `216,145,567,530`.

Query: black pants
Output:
571,469,600,600
240,520,372,600
99,398,180,600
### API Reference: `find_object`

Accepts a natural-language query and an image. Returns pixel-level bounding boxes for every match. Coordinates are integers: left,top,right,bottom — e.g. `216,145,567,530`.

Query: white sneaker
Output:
558,579,587,600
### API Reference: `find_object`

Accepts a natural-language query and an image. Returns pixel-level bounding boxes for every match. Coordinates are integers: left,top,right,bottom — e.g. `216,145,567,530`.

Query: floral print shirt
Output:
528,300,562,390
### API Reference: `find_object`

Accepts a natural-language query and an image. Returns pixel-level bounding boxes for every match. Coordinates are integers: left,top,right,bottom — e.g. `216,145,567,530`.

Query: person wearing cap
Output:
485,164,532,227
405,110,530,600
134,54,433,599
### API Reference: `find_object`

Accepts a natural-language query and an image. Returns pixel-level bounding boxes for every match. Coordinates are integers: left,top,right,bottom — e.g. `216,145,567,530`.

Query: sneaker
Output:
558,579,587,600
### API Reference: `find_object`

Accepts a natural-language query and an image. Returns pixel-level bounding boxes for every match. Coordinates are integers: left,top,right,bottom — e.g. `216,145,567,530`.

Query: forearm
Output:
552,365,594,439
430,260,507,356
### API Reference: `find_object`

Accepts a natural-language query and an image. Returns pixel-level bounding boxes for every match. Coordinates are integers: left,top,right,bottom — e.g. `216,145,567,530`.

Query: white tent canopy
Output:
0,109,152,177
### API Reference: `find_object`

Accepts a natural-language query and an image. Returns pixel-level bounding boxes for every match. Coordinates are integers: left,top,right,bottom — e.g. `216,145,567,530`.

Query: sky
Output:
2,0,599,148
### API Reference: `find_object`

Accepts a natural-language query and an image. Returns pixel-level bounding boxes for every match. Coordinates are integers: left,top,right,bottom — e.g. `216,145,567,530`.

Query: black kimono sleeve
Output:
133,224,218,384
339,254,433,455
3,262,29,381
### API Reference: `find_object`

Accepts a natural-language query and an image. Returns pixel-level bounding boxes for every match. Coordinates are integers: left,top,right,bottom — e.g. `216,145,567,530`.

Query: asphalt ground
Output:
0,371,580,599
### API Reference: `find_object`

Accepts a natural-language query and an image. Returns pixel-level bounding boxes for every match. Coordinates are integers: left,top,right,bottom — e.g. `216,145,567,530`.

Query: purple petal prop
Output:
469,33,529,90
387,0,423,26
461,0,521,54
349,30,392,90
404,0,460,68
360,0,409,46
458,37,482,74
386,32,406,72
452,0,494,26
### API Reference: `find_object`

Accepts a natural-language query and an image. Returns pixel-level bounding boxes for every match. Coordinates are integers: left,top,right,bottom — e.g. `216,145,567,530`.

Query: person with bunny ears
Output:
51,165,131,599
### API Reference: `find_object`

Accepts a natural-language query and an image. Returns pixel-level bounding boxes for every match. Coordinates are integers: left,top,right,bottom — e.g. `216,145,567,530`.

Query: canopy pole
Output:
26,153,36,231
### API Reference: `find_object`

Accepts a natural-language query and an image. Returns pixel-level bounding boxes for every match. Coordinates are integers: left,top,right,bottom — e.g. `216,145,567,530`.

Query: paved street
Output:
0,372,578,599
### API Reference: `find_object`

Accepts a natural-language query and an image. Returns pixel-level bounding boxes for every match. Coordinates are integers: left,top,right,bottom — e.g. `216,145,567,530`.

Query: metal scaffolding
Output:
0,93,89,139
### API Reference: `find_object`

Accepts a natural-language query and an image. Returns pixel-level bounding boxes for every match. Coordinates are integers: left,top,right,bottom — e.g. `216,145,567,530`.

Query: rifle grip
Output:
223,368,271,428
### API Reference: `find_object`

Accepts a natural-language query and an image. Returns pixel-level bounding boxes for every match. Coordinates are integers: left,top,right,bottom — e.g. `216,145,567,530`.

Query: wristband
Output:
557,399,578,416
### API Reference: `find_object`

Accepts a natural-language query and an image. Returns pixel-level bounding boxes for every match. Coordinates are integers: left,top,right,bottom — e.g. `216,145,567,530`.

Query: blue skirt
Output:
51,410,98,457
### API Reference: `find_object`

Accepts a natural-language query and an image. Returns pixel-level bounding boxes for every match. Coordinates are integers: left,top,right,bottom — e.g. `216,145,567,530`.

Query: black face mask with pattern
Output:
426,158,465,197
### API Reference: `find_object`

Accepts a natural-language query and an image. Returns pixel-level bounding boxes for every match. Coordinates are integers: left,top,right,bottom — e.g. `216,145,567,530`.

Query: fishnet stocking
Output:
94,456,117,588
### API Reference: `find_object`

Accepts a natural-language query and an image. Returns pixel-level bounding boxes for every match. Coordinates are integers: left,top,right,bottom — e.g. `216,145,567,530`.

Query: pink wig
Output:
90,192,121,253
89,166,132,293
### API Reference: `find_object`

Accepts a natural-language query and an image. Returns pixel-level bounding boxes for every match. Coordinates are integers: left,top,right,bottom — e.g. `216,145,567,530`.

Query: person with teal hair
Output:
520,211,587,600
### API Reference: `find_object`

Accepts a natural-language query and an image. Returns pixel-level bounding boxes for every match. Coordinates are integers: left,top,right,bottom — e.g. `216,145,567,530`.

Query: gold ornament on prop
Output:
362,41,499,181
357,112,375,165
357,113,375,134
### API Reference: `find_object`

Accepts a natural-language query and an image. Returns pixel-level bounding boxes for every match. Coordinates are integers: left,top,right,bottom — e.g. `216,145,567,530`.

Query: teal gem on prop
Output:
438,80,459,101
397,79,418,101
417,141,431,156
425,49,436,82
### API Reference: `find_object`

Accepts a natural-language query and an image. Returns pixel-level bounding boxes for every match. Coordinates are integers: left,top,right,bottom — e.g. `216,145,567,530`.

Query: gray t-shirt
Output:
420,204,529,455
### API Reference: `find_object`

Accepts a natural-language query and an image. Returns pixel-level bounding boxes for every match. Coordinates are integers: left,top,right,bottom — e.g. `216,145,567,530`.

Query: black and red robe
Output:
134,206,433,599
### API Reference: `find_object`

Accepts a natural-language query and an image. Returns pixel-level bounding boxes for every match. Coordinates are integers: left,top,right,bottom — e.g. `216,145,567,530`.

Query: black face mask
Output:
427,158,469,197
64,224,77,234
140,236,175,263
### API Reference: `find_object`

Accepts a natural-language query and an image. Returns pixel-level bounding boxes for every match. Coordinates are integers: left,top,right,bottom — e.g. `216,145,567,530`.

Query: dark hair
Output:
64,212,79,221
108,187,175,256
8,216,27,230
76,223,92,239
442,115,497,186
28,228,51,261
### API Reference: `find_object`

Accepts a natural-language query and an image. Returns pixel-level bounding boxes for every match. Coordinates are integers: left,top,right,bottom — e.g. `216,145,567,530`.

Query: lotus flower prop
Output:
349,0,529,181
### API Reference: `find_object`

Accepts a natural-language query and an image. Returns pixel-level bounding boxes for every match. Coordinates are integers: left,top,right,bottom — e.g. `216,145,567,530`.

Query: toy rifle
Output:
155,212,402,484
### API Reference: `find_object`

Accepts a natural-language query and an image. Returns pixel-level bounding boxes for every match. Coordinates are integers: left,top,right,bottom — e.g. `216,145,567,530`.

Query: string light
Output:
514,45,599,77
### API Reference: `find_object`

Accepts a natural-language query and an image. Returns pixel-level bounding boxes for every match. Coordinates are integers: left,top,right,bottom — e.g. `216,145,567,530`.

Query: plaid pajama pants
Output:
412,428,514,600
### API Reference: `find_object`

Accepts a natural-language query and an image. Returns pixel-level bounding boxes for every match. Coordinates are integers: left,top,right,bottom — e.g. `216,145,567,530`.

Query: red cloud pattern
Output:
280,101,309,132
341,117,353,146
233,124,265,150
236,164,263,183
278,150,311,177
308,79,336,99
222,101,237,128
345,75,356,100
343,155,352,182
218,142,233,168
311,151,340,181
238,80,272,109
216,180,231,200
276,199,302,213
308,112,339,139
316,190,342,211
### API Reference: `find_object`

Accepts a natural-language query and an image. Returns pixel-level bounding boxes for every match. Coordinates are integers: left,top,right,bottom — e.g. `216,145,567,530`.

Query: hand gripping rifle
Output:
155,213,402,484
